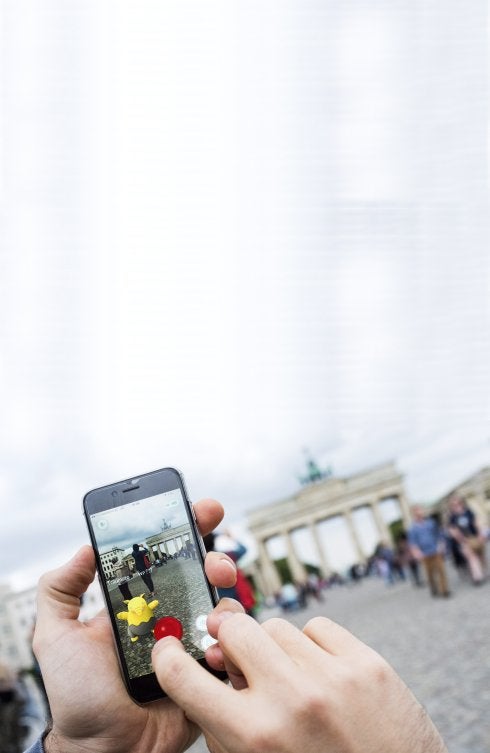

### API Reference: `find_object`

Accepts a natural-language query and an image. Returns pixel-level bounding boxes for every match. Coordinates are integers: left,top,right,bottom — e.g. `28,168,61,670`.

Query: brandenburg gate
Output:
247,461,411,596
123,524,193,567
145,524,192,559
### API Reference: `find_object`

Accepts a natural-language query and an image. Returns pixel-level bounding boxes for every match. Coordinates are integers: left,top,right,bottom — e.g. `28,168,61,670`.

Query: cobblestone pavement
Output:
189,566,490,753
108,558,214,678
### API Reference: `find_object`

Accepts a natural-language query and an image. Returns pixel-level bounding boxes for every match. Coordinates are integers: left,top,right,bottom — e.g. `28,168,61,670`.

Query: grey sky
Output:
1,1,488,587
91,491,189,551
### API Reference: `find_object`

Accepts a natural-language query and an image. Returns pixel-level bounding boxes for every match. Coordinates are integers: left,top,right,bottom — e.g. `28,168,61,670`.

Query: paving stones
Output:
188,564,490,753
107,558,213,678
281,572,489,753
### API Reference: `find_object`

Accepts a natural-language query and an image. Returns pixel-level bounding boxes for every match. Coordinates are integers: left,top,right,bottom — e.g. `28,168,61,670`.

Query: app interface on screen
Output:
91,488,215,679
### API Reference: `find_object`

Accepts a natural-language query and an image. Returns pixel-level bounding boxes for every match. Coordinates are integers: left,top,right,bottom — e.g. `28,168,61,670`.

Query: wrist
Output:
43,727,120,753
43,728,81,753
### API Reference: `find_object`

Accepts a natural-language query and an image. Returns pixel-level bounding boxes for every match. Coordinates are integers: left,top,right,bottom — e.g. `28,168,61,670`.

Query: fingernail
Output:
207,646,226,670
219,558,236,573
152,635,177,654
215,610,235,625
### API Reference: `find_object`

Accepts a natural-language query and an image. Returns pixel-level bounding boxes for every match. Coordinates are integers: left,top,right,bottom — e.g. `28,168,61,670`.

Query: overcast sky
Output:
90,490,189,551
1,1,489,587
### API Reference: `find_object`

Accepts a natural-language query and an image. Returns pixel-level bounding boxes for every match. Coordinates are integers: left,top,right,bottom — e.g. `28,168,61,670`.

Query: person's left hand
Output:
33,498,236,753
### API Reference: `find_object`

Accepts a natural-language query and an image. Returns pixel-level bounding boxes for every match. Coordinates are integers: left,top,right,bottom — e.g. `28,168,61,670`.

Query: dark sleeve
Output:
466,509,478,534
23,737,46,753
234,542,247,560
227,542,247,562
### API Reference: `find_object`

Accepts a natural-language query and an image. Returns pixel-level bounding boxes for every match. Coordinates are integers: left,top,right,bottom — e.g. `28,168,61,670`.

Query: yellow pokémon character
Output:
117,594,159,643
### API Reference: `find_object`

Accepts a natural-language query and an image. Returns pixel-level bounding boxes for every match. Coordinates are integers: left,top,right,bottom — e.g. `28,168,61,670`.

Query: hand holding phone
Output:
33,496,235,753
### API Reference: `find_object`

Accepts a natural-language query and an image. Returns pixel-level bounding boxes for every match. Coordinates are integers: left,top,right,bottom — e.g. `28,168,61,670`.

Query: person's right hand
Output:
153,612,448,753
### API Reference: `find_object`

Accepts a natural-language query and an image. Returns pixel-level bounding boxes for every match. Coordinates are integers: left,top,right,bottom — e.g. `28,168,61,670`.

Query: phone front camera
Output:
111,490,118,497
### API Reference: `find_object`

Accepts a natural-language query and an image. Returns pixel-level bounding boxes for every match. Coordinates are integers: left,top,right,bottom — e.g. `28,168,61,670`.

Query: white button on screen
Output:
201,634,217,651
195,614,208,631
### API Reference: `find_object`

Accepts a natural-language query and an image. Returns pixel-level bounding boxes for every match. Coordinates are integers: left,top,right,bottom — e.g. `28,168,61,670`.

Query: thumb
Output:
35,545,96,627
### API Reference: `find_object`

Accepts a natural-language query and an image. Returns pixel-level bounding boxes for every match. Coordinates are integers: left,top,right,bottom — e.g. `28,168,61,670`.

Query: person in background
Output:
111,554,133,603
396,532,422,587
29,623,50,720
278,581,300,611
185,539,197,560
306,572,324,600
0,660,24,753
349,563,363,584
447,495,486,585
374,542,396,585
408,506,450,598
203,531,257,617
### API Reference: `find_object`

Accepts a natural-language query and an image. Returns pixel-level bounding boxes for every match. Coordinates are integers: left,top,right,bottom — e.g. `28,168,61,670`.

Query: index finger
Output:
205,598,246,688
152,636,237,737
303,616,368,656
216,613,295,688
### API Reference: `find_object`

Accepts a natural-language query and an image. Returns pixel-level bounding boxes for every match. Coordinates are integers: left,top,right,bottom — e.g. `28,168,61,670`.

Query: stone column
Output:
344,510,365,561
396,492,412,528
283,530,308,582
479,471,490,525
308,522,331,578
257,538,282,596
370,500,391,544
247,561,267,597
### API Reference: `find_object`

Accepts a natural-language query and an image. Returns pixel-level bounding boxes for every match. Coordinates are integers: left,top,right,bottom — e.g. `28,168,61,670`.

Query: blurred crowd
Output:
265,494,488,612
0,659,47,753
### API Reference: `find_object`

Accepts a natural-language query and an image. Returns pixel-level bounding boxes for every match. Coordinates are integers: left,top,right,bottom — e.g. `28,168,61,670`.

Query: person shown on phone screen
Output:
26,496,448,753
132,543,155,596
111,555,133,603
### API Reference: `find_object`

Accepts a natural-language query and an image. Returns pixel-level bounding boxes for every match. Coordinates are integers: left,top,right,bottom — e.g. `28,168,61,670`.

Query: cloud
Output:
1,2,489,590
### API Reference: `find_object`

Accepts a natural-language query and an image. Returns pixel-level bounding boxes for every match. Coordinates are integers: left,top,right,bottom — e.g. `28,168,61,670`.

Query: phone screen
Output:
84,470,219,700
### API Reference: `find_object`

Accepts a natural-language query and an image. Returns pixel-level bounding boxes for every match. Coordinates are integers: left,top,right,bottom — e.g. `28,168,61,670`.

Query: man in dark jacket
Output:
132,543,155,595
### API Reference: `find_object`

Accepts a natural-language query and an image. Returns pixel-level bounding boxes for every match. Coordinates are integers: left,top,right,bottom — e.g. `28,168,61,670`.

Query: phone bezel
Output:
83,466,225,704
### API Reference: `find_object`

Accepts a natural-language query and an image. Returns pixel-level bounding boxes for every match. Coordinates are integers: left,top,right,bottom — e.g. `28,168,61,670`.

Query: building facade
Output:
121,524,194,572
0,580,105,672
146,524,193,560
99,547,125,579
0,584,37,670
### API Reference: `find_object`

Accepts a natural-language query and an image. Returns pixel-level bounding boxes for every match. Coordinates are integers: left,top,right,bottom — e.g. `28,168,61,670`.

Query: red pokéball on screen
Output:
154,616,184,641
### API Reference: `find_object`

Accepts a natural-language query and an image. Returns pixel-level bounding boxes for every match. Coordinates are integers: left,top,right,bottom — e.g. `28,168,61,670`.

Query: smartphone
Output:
83,467,225,703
